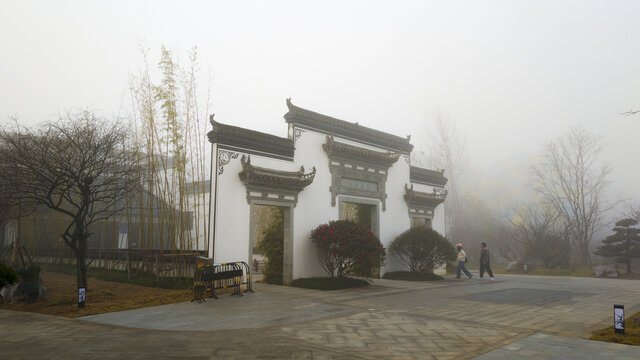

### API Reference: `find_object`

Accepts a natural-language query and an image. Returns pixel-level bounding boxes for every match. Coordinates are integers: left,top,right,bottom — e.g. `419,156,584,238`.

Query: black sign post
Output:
614,304,625,335
78,287,86,308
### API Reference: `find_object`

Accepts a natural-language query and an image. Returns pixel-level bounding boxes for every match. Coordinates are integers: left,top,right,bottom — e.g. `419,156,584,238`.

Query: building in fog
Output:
207,99,448,284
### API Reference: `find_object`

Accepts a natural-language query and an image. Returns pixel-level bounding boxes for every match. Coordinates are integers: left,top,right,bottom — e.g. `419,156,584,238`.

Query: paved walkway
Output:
2,273,640,359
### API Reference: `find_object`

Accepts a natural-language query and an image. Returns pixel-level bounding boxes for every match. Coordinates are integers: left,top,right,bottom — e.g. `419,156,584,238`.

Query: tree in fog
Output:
424,111,467,243
627,202,640,222
594,218,640,274
507,202,569,269
0,112,141,292
453,195,512,264
531,127,611,267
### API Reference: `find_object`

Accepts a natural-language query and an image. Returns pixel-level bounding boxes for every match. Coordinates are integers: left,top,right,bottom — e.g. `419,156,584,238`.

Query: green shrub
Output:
389,227,456,273
382,271,444,281
17,265,41,283
0,262,18,287
310,220,386,278
257,207,284,284
38,263,193,289
291,277,369,290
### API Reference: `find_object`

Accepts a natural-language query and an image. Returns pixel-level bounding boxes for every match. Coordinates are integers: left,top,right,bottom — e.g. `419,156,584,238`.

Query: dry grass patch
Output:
590,310,640,346
0,271,192,318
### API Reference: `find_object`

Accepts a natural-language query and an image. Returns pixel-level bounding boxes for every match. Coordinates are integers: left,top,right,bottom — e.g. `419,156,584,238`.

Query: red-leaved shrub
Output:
310,220,386,278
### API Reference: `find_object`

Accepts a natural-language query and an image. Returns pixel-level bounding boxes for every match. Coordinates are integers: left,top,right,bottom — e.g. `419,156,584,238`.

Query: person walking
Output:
456,243,472,279
479,242,495,280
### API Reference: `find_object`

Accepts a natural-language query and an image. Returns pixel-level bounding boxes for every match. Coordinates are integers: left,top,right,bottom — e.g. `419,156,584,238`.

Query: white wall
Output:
378,153,412,273
211,149,301,264
291,129,337,278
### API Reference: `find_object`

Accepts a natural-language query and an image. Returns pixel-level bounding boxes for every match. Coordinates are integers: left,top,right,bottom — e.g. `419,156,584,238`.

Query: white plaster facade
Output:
207,99,447,283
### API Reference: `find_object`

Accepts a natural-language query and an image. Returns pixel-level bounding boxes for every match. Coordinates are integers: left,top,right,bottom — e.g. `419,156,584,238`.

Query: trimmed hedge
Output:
0,262,18,287
382,271,444,281
38,263,193,289
389,227,456,273
290,277,370,290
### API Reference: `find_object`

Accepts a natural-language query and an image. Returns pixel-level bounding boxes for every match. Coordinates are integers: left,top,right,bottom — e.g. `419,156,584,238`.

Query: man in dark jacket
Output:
479,242,495,280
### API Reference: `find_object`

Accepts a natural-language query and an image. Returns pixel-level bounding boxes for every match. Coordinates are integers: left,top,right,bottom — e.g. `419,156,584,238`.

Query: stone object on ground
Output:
1,281,24,303
593,264,619,278
506,259,523,272
0,279,47,303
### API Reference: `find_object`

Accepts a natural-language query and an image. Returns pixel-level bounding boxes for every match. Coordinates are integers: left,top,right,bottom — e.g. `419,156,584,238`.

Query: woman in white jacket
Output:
456,243,472,279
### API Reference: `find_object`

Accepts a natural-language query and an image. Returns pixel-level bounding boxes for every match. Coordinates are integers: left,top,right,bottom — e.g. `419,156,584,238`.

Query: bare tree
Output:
0,111,141,293
493,229,520,262
424,111,467,243
626,201,640,222
531,126,611,267
507,202,569,268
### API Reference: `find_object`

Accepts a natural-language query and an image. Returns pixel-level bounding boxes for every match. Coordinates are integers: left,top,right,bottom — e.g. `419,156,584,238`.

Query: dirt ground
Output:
0,271,193,318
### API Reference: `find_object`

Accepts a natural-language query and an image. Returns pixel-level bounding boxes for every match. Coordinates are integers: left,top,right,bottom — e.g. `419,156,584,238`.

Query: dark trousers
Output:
457,261,471,278
480,263,494,278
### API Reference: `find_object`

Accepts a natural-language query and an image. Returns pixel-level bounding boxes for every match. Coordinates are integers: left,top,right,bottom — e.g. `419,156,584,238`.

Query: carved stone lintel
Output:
218,150,239,175
323,136,394,211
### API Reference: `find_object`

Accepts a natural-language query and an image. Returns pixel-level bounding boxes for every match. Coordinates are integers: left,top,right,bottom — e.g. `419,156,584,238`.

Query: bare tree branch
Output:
621,110,640,116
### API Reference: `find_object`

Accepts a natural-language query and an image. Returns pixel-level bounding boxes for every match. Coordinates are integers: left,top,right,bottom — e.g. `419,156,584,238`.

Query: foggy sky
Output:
1,0,639,208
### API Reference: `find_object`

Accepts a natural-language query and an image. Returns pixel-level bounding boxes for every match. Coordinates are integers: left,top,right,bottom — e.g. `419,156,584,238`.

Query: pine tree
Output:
594,218,640,273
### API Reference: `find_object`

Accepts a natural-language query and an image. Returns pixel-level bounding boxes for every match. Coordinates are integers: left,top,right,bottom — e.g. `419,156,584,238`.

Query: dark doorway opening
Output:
340,202,374,230
252,205,285,284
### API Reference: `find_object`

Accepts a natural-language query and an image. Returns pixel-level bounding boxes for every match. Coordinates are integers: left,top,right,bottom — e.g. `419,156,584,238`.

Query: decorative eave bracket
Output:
238,155,315,206
404,183,447,214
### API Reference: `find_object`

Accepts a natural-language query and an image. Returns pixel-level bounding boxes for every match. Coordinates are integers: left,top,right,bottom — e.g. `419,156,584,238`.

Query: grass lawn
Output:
591,310,640,346
291,277,369,290
382,271,444,281
0,271,193,318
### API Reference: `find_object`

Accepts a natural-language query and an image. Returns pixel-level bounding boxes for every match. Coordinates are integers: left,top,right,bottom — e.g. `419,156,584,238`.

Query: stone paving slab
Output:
269,309,531,360
81,290,356,331
0,310,356,359
473,333,640,359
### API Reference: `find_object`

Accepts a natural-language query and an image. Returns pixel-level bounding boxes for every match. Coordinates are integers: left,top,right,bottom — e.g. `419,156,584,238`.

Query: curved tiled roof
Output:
409,166,448,187
207,115,294,160
238,155,315,191
284,98,413,153
404,183,447,208
323,135,400,168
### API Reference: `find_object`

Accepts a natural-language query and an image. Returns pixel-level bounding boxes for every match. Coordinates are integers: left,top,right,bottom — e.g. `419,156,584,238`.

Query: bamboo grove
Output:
2,46,211,282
